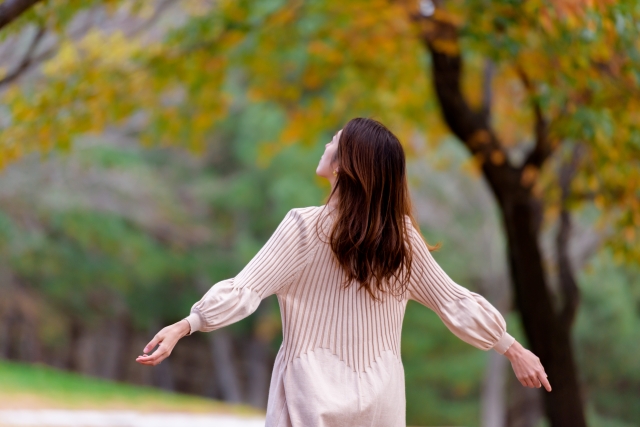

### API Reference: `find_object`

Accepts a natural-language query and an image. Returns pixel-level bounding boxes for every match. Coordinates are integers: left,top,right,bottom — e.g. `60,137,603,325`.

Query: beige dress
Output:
183,205,515,427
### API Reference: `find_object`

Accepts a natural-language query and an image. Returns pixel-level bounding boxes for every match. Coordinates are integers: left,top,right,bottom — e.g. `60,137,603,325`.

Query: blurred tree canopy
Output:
1,0,639,426
1,0,638,259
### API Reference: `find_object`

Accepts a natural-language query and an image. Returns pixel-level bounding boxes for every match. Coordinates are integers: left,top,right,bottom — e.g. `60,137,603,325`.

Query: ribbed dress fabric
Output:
184,205,515,427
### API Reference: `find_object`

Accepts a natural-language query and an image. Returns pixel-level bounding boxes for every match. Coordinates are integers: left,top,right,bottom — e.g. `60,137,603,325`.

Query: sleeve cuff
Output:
184,311,202,336
492,331,516,355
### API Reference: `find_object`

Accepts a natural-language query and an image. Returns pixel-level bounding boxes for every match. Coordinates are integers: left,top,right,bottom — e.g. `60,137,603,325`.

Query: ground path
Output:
0,409,265,427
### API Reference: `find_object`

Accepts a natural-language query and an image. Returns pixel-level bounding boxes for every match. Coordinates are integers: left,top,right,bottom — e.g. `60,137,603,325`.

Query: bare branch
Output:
0,24,43,87
0,0,178,89
0,0,43,31
481,58,494,121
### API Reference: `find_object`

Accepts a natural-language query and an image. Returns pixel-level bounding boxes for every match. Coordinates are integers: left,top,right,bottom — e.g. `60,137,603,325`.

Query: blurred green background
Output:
0,1,638,426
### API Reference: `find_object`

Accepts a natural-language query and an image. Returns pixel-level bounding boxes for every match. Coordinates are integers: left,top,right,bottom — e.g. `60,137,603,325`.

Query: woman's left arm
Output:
406,225,551,391
504,339,552,391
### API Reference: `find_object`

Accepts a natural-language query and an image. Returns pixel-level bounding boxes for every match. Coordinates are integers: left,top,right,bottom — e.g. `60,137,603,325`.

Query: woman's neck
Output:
327,188,339,211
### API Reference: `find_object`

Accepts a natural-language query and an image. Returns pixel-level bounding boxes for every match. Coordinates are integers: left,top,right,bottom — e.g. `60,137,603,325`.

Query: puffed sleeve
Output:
183,208,311,335
407,223,515,354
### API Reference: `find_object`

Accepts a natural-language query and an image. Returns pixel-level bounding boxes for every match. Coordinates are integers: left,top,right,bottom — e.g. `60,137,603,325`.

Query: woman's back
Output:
183,205,514,426
277,206,405,372
139,118,549,426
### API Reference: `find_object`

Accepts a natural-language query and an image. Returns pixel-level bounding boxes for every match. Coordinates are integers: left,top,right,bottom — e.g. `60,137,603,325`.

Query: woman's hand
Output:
135,319,191,366
504,340,552,392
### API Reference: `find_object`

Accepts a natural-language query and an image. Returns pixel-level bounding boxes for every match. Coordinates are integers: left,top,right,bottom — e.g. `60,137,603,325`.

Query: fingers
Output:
143,333,162,354
515,368,542,388
136,345,169,366
525,370,546,388
534,358,552,392
510,348,553,392
136,324,189,366
539,371,552,392
136,330,173,366
521,374,535,388
517,370,551,392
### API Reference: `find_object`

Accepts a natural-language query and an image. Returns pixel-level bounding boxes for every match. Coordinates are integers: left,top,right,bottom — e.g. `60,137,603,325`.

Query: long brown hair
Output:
315,117,439,300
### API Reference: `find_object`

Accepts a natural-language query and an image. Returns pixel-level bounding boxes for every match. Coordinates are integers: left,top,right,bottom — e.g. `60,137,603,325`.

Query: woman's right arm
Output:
136,208,310,366
183,208,311,335
135,319,192,366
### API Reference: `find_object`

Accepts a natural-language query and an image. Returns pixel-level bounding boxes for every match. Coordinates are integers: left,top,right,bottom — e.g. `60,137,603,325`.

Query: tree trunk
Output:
208,329,243,403
67,318,82,371
18,320,42,363
244,336,270,408
506,374,543,427
500,196,586,427
114,316,135,382
482,349,508,427
151,356,175,391
477,272,510,427
416,10,588,425
88,320,124,380
0,310,16,360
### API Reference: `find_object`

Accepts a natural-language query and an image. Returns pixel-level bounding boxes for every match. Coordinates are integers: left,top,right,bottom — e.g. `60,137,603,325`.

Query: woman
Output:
136,117,551,426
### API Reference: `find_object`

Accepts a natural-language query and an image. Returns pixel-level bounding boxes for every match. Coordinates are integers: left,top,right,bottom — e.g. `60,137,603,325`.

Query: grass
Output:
0,360,262,415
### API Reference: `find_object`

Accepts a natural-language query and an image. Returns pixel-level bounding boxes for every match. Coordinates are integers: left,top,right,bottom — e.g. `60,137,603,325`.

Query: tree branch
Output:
517,65,553,170
0,24,43,87
0,0,177,89
0,0,43,31
418,13,485,145
409,3,518,201
481,58,494,122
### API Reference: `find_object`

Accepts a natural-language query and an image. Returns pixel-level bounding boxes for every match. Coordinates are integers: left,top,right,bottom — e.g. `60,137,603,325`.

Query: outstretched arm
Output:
406,224,551,391
136,208,311,366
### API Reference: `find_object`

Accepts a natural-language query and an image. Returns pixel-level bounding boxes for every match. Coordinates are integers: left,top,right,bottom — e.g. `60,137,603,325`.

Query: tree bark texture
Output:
501,196,586,427
415,10,587,427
